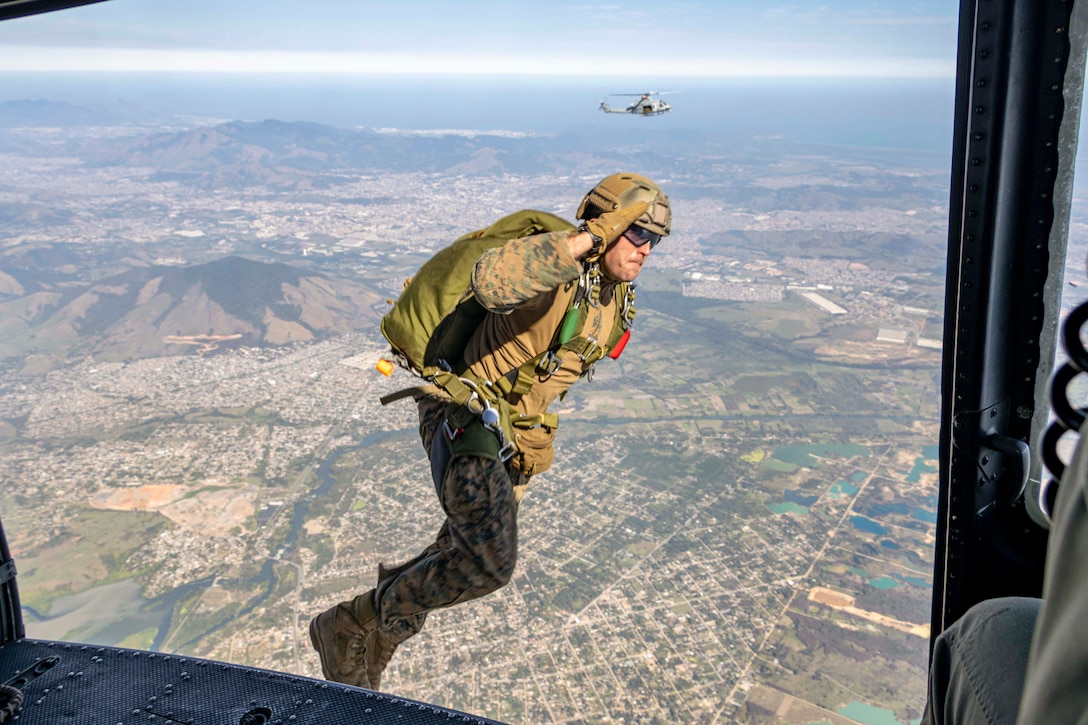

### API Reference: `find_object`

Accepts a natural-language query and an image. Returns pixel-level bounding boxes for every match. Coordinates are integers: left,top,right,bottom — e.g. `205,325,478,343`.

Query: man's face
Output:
600,225,657,282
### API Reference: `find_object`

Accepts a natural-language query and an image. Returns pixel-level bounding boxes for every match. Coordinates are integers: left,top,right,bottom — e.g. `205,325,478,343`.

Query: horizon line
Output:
0,47,955,80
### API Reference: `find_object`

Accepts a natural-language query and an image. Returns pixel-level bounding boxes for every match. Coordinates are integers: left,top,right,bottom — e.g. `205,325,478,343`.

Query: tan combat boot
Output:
308,591,377,688
364,627,400,690
365,563,405,690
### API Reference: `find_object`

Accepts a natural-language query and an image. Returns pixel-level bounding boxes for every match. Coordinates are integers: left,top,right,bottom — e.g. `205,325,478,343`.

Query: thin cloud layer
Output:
0,0,957,78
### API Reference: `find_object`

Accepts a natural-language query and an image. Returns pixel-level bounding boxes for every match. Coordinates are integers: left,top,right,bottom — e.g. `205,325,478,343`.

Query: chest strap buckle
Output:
536,351,562,375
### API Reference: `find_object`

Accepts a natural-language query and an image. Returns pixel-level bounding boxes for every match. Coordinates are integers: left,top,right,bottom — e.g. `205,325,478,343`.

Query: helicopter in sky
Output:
598,91,676,116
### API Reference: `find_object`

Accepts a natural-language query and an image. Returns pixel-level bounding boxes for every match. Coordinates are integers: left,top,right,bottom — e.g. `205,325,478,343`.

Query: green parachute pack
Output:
381,209,574,380
378,208,635,460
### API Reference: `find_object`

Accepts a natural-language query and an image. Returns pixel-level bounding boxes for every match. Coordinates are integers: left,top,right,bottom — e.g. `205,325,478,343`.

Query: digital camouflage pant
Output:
365,395,529,647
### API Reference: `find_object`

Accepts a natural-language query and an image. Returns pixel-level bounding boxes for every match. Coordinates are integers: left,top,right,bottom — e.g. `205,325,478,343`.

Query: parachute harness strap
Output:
415,265,628,410
620,282,636,330
531,264,602,380
385,259,624,460
432,372,516,460
432,371,557,456
579,262,603,308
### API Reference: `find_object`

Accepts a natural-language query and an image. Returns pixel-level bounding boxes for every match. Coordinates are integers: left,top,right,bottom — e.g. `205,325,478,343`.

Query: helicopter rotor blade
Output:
607,90,681,97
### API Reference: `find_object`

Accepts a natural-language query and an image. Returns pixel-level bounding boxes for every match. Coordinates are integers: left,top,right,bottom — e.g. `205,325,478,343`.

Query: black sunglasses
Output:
622,225,663,250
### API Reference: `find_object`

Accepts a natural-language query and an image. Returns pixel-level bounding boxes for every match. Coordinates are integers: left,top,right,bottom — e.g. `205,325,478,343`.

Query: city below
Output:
0,114,950,724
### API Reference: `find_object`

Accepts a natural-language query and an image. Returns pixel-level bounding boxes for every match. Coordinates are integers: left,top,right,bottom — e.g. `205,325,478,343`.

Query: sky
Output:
0,0,959,78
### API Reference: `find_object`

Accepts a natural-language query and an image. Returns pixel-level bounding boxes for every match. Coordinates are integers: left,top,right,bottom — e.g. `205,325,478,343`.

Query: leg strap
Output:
429,405,503,495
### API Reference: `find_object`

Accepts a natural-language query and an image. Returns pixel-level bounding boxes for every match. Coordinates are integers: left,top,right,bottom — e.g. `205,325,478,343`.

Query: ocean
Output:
0,72,956,152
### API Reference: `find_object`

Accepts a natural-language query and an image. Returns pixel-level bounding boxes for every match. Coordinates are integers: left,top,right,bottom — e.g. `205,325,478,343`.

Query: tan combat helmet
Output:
576,173,671,238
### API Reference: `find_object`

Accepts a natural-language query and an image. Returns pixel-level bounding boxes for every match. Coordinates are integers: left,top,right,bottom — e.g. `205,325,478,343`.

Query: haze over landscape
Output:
0,1,1054,724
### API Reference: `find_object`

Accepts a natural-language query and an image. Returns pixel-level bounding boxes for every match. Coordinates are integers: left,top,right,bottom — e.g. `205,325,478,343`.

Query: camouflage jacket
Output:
465,230,623,476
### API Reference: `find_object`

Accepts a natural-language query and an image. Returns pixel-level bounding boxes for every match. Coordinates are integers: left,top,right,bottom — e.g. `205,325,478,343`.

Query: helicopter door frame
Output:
933,0,1087,643
0,0,111,21
0,517,23,645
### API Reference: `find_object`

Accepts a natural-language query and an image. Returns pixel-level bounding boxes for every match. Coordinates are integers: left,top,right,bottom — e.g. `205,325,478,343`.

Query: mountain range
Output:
0,100,690,186
79,119,679,187
0,255,381,367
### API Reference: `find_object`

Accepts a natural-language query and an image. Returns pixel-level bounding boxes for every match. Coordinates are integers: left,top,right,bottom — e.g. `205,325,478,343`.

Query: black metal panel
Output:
934,0,1075,641
0,639,503,725
0,0,110,21
0,520,499,723
0,518,22,646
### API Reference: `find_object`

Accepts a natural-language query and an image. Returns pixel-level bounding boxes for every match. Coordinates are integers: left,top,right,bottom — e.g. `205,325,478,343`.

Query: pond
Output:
784,490,818,506
912,507,938,523
868,576,900,590
771,443,871,468
829,480,859,499
838,700,919,725
850,515,887,535
24,576,209,648
768,502,809,515
905,456,938,483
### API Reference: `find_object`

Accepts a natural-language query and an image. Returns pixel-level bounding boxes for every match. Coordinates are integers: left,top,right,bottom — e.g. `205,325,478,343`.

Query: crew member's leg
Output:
311,394,519,689
310,395,454,688
1017,418,1088,723
357,454,517,688
376,452,517,615
922,596,1040,725
363,396,518,688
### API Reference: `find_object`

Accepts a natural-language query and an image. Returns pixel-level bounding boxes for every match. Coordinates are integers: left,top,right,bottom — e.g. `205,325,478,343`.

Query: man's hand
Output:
585,201,650,246
567,200,651,261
